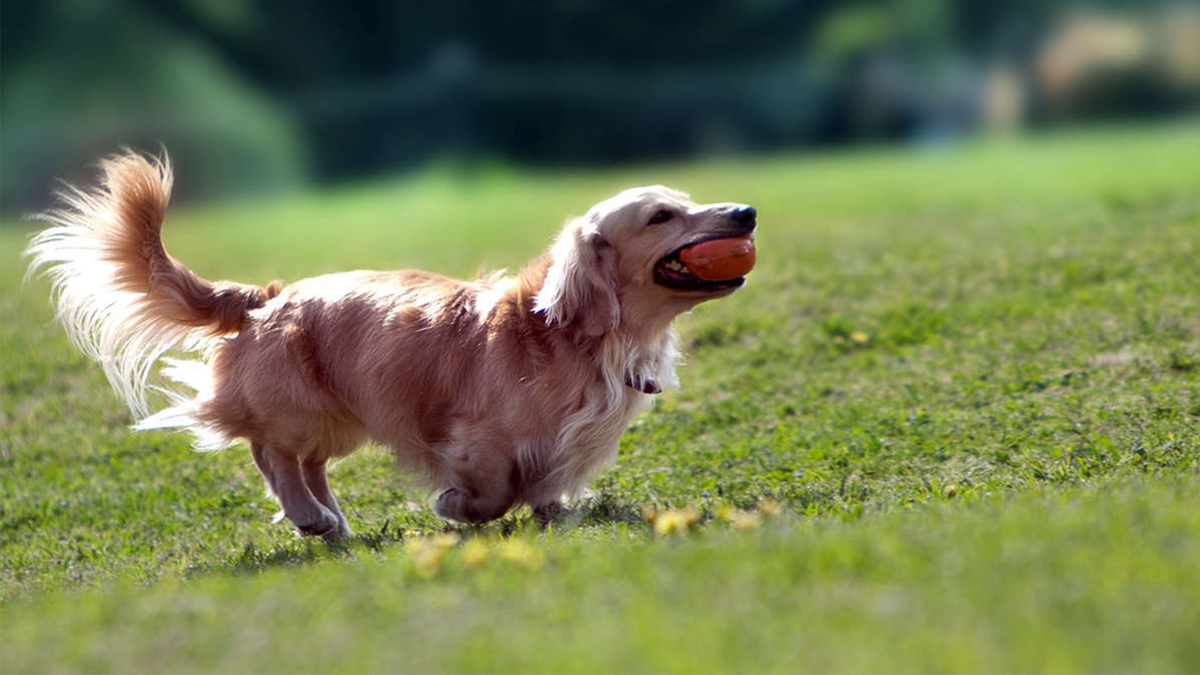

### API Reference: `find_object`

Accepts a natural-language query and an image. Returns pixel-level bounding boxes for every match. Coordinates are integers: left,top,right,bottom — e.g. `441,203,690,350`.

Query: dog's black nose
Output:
730,206,756,227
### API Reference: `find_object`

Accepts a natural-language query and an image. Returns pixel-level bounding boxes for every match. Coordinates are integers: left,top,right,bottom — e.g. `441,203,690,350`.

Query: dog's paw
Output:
434,487,514,524
331,518,353,542
434,488,467,522
294,508,341,539
532,501,565,527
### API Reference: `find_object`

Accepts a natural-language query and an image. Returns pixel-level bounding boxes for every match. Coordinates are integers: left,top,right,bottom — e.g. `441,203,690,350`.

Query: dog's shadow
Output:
555,492,649,529
184,493,650,580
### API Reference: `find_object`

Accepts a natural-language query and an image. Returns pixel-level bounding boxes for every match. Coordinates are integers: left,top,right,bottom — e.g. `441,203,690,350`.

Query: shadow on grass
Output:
182,493,653,579
182,519,411,580
570,491,651,529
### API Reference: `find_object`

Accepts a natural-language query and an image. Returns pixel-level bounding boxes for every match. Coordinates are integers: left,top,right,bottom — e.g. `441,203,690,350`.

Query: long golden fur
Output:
25,151,757,539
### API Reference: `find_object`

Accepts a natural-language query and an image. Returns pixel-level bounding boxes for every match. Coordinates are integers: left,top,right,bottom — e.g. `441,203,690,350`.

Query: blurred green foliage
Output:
1,2,306,210
3,0,1197,212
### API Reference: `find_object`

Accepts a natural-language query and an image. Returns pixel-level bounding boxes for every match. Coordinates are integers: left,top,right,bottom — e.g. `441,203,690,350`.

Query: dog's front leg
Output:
250,442,342,540
433,446,517,524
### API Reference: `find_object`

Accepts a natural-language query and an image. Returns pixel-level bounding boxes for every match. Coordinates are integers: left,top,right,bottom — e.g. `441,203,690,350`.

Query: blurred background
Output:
2,0,1198,214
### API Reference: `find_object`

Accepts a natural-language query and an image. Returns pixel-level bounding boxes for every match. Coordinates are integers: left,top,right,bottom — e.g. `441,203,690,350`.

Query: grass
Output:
2,119,1199,672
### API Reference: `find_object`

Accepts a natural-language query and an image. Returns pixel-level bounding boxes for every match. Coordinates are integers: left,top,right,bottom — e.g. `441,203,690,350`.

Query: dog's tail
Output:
25,150,277,418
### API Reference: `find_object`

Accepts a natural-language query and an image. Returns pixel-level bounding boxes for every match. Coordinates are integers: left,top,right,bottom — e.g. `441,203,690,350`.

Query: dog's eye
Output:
647,209,675,226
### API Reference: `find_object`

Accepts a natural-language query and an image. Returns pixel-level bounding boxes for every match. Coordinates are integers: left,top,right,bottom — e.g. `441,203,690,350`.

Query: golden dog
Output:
26,151,757,539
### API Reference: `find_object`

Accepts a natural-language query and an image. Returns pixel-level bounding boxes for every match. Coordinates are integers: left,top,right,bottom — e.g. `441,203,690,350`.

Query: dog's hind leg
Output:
300,459,352,539
250,442,280,496
250,442,341,540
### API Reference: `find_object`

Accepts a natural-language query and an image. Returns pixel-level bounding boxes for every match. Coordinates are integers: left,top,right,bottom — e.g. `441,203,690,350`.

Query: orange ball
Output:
679,237,756,281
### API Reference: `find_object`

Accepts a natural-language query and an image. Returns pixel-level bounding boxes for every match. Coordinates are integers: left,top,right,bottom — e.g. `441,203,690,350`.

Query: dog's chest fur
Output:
531,331,678,496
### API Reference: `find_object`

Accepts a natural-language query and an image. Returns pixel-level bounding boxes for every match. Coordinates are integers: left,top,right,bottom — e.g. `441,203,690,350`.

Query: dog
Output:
25,151,757,539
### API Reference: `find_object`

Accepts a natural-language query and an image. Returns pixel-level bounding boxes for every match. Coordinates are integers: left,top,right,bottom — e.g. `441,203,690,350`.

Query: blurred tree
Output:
125,0,847,180
2,0,1194,212
1,1,306,211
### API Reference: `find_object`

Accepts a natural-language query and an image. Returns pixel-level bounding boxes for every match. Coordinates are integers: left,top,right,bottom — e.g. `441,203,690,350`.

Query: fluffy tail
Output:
24,151,276,418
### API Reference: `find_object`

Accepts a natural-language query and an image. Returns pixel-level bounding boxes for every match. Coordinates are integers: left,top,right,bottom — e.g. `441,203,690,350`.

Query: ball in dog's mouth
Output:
653,237,756,292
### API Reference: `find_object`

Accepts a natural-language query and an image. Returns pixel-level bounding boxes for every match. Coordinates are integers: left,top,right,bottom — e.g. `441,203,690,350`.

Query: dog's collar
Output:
625,374,662,395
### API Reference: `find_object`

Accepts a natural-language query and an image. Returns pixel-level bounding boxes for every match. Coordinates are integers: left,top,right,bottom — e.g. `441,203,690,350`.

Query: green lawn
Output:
2,121,1199,673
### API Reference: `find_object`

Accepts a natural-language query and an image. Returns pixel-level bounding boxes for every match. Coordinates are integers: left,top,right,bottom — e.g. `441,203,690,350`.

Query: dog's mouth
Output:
652,236,751,293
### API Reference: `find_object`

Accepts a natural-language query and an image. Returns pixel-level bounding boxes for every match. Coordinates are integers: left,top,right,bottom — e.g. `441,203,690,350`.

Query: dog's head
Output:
534,186,756,336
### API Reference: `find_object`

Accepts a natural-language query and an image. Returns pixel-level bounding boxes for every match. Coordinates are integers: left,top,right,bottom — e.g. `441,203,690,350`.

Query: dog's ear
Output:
533,217,620,336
